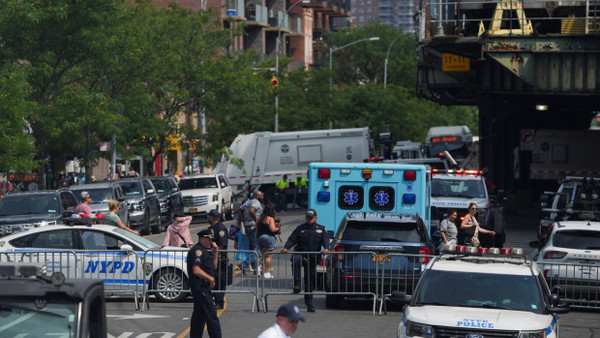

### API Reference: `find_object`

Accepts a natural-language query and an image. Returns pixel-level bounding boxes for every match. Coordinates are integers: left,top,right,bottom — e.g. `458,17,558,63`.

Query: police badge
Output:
219,230,225,238
143,262,153,276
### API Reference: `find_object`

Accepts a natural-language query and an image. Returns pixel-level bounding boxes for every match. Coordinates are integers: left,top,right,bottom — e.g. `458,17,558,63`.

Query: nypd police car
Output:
392,250,569,338
0,223,190,302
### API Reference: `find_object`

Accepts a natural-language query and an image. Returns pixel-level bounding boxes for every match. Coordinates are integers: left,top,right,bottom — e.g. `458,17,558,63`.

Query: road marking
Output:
107,314,169,320
0,312,35,332
177,297,227,338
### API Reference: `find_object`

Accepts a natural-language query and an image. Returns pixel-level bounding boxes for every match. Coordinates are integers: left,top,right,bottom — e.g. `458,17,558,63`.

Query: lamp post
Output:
384,35,401,89
329,37,380,98
274,0,305,133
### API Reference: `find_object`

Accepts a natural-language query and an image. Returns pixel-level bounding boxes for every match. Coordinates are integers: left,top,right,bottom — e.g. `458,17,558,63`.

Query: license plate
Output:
189,208,197,213
372,254,390,262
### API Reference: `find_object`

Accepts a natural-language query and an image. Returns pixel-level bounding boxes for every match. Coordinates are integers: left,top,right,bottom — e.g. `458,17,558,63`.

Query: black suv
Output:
148,176,183,228
116,178,161,235
325,212,435,308
0,189,78,236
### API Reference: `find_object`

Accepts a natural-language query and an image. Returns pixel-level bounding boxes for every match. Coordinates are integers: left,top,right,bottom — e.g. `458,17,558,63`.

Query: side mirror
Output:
120,244,134,251
547,293,570,314
390,291,411,305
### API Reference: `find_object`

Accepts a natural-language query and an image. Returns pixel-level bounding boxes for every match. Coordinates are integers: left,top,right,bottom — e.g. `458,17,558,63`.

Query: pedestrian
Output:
69,172,80,186
234,215,250,272
59,176,69,188
103,200,140,235
257,303,306,338
460,203,495,247
187,229,222,338
74,191,93,214
293,174,307,209
128,167,139,177
238,190,263,273
257,205,280,279
439,209,458,251
207,209,228,309
282,209,330,312
275,175,290,212
162,212,193,248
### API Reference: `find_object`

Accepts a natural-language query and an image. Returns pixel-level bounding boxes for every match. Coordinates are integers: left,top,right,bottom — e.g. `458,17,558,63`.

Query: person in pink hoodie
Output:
162,212,194,248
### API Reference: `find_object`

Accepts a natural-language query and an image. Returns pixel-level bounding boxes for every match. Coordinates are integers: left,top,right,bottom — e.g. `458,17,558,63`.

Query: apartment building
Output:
351,0,417,33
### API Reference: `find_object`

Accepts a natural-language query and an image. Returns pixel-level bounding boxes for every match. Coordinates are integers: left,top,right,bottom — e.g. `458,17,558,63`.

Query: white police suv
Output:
0,223,190,302
392,251,569,338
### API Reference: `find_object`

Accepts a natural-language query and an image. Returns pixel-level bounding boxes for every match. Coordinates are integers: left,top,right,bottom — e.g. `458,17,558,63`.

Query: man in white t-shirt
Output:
258,303,305,338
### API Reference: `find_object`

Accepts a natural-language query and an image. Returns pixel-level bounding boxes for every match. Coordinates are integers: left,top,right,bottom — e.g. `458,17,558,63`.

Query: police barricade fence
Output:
538,261,600,309
379,252,436,315
259,251,381,315
141,249,261,312
0,249,144,309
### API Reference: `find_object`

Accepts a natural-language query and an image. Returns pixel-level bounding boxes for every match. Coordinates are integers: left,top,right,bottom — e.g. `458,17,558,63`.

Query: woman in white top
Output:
439,209,458,250
460,203,495,247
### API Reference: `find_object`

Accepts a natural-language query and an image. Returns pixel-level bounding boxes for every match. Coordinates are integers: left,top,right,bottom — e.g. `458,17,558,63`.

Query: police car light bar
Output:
433,169,484,176
442,245,525,257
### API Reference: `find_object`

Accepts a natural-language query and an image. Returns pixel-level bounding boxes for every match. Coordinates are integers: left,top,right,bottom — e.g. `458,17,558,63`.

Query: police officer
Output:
207,209,228,309
187,229,222,338
282,209,330,312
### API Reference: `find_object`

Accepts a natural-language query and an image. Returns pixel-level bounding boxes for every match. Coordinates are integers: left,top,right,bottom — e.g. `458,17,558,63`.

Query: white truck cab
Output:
178,173,234,220
393,252,569,338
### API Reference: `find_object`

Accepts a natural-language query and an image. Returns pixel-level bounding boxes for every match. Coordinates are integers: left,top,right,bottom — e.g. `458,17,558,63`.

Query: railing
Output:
418,0,600,41
539,261,600,309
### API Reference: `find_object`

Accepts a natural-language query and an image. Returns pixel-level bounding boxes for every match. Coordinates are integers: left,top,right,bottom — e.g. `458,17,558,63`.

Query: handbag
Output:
470,231,480,247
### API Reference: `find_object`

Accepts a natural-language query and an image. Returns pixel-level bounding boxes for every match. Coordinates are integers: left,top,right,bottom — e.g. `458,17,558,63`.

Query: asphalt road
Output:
105,209,600,338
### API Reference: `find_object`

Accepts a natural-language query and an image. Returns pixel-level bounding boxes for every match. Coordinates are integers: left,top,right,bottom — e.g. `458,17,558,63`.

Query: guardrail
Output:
539,261,600,309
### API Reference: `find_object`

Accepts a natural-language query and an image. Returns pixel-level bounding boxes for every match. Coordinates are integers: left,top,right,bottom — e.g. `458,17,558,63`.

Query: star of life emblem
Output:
343,190,359,205
374,191,390,206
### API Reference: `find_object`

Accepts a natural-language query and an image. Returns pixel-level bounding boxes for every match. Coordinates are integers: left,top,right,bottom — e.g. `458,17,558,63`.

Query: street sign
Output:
520,129,534,151
442,53,470,72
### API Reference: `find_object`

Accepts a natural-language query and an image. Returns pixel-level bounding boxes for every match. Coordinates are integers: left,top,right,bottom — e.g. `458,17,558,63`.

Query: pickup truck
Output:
178,173,235,221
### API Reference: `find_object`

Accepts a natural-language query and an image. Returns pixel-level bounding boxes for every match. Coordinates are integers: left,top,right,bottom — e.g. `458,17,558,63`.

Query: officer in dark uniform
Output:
207,209,228,309
187,229,222,338
282,209,330,312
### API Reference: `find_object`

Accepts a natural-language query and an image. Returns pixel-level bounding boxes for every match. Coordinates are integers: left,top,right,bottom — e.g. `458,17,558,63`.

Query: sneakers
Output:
263,272,274,279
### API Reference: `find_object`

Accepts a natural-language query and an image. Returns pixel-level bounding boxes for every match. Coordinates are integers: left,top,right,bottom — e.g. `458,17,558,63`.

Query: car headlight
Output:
160,201,168,209
133,202,145,211
406,321,434,338
212,192,219,202
518,330,546,338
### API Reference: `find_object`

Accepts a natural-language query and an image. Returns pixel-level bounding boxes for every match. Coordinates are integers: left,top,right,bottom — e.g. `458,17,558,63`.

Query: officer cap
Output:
208,209,221,220
276,303,306,322
197,229,215,240
305,209,317,218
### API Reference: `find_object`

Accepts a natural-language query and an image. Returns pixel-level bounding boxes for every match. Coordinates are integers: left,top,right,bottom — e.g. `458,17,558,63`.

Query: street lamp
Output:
329,37,380,98
384,35,401,89
274,0,306,133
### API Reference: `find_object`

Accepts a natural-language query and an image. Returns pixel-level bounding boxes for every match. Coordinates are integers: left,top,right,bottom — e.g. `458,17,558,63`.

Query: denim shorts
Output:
257,234,276,250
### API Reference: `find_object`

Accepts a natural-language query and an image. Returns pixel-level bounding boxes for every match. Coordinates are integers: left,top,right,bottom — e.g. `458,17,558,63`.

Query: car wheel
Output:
151,214,161,234
152,268,189,303
141,211,150,236
225,202,234,221
325,294,343,309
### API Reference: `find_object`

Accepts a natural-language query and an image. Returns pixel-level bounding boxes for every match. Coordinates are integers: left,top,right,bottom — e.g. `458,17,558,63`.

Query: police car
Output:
536,220,600,301
0,223,190,302
392,250,569,338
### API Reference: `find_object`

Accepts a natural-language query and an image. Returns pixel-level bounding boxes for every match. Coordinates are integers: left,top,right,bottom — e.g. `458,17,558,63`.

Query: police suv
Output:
0,222,190,302
392,250,569,338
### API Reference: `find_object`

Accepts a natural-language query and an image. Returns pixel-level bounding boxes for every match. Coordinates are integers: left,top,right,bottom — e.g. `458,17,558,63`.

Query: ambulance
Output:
308,163,431,233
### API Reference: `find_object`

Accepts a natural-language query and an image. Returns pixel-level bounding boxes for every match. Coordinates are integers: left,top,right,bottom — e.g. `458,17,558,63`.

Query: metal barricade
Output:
0,250,79,278
539,261,600,309
261,251,380,315
141,249,261,312
379,252,436,314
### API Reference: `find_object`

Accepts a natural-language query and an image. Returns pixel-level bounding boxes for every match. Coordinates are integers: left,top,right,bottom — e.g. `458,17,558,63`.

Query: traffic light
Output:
271,76,278,86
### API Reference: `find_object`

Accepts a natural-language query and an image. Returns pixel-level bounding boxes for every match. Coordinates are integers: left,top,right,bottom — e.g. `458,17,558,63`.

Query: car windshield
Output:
73,188,112,203
0,195,60,216
0,297,77,336
342,220,421,242
119,182,142,197
427,142,470,160
432,178,486,198
150,179,169,197
179,177,218,190
113,227,161,249
415,270,543,313
553,230,600,250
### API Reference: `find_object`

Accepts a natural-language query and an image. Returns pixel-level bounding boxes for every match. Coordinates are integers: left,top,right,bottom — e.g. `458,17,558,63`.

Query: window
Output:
61,193,78,209
218,176,229,188
119,182,142,196
81,230,123,250
11,230,74,249
553,230,600,250
178,177,218,190
0,195,60,216
142,180,153,194
342,221,420,242
338,185,364,210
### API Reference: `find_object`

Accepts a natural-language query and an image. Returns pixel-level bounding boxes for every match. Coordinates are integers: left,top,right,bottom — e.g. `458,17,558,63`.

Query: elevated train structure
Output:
416,0,600,203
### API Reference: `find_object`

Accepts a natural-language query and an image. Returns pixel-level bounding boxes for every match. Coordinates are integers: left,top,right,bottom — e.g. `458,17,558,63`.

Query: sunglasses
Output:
470,207,477,210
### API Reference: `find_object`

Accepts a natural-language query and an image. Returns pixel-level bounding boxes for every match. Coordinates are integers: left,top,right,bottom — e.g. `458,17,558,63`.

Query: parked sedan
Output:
326,212,434,308
0,223,190,302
